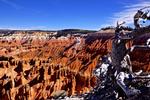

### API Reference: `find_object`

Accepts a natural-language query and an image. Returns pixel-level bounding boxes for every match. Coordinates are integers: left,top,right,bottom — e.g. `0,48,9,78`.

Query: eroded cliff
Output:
0,31,149,99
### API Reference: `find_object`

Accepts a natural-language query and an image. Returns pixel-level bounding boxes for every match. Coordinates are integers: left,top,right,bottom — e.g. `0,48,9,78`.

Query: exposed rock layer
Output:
0,32,149,99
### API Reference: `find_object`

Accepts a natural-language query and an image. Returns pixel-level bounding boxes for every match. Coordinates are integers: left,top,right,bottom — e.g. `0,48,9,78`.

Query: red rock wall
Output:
0,33,149,99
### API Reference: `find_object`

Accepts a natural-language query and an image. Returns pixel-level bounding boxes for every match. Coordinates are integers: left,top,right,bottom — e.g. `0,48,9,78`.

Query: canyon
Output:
0,30,149,99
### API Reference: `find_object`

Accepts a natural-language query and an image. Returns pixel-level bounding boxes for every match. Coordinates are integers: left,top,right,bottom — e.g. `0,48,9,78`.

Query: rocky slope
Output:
0,31,149,99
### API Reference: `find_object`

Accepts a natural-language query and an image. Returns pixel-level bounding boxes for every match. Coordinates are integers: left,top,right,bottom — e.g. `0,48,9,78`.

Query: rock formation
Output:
0,30,149,99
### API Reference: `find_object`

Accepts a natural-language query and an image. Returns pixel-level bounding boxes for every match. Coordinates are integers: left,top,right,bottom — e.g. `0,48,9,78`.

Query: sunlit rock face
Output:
0,30,149,99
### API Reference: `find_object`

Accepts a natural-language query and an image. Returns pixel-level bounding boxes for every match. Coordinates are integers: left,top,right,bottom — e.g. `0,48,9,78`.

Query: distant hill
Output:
56,29,97,37
100,26,133,31
0,29,56,33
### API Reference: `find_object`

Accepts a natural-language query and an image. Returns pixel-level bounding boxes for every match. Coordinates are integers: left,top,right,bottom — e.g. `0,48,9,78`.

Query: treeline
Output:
56,29,97,37
101,26,133,31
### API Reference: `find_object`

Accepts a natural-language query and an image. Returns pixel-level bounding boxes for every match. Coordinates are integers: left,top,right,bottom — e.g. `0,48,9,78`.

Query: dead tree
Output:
111,19,150,74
